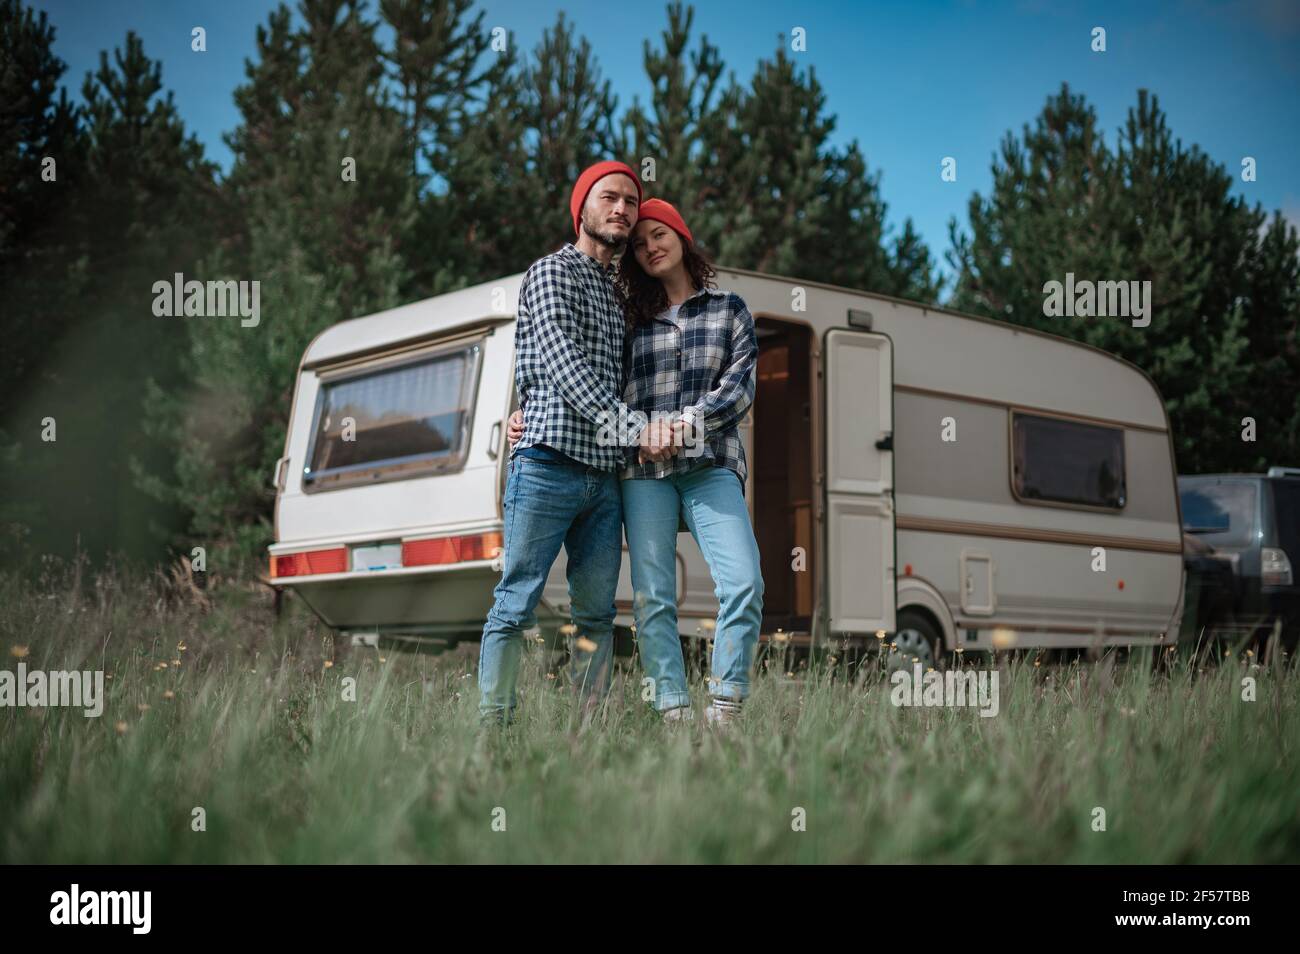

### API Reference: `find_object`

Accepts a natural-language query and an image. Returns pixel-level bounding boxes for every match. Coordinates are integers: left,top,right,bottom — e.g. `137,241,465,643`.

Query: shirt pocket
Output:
684,315,729,376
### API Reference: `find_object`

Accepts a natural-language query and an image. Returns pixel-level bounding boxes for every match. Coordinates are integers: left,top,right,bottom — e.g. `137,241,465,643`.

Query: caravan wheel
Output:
887,610,945,674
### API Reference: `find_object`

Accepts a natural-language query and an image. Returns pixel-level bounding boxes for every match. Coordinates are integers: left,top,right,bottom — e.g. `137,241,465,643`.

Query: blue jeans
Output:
622,464,764,711
478,447,623,723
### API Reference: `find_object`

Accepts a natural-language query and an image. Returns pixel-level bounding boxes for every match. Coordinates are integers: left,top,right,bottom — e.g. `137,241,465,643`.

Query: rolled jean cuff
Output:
708,680,749,702
655,689,691,711
478,705,516,725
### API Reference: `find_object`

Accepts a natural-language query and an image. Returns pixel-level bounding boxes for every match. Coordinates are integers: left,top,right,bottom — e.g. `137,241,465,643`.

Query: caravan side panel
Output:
887,332,1183,647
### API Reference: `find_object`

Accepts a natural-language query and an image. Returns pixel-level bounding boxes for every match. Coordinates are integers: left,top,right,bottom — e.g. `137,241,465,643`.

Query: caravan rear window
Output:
303,341,482,491
1011,411,1126,510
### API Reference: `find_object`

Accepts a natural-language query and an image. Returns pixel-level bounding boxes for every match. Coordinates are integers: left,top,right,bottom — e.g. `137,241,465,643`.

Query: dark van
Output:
1178,467,1300,651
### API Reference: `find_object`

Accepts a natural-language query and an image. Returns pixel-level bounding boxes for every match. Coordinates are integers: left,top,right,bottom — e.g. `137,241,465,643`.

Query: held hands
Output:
506,407,692,464
637,419,690,465
638,420,676,465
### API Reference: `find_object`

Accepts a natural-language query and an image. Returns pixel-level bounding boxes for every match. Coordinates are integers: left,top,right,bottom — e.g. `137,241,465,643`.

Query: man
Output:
478,160,678,726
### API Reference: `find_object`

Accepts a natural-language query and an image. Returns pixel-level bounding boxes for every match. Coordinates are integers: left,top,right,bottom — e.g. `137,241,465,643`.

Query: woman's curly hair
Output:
616,231,717,329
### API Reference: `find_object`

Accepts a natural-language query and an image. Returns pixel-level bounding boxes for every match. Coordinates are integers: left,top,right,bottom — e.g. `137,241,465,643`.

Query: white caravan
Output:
267,266,1185,665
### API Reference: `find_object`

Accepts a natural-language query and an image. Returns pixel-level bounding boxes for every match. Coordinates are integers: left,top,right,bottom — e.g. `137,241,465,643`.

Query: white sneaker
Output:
704,697,743,728
661,705,694,724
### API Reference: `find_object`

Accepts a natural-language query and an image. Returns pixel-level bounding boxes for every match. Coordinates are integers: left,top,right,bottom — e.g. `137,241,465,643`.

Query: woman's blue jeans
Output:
621,463,764,710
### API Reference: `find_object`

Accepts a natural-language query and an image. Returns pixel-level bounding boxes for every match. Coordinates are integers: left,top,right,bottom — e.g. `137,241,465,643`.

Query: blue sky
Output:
31,0,1300,286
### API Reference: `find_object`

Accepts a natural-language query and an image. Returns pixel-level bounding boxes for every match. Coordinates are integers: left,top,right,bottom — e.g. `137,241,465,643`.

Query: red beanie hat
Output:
636,197,693,245
571,160,642,237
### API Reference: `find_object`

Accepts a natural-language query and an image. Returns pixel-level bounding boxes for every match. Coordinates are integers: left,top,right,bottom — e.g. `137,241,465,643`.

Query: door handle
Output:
487,420,502,460
875,433,893,451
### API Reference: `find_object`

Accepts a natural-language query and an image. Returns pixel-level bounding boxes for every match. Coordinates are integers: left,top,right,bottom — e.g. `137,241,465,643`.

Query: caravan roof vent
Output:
1267,466,1300,477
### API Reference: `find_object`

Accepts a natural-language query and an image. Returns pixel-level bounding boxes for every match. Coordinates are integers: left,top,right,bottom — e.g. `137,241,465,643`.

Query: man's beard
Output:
581,210,629,250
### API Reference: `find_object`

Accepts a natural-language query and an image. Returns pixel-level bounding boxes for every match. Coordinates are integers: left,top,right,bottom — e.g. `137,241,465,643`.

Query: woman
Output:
617,198,765,726
509,198,764,726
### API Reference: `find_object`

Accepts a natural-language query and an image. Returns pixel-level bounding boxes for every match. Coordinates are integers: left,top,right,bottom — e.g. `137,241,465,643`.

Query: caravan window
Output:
1011,411,1126,510
303,341,482,491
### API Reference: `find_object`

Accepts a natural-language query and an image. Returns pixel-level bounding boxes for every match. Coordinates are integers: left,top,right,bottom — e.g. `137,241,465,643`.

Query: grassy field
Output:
2,557,1298,864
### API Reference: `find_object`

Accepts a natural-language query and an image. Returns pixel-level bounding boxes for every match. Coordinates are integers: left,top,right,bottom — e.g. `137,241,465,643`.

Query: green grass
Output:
2,557,1298,863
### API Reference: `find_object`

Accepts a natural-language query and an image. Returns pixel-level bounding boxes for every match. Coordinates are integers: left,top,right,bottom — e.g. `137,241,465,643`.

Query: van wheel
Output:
887,610,945,673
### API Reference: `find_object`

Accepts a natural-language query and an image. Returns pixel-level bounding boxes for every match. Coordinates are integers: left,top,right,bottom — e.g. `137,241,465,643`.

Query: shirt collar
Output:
681,286,727,305
652,286,727,325
670,285,727,312
562,242,617,277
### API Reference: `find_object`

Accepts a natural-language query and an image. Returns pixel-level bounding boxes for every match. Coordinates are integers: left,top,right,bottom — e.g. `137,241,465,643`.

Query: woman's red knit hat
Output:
636,197,693,245
570,160,642,237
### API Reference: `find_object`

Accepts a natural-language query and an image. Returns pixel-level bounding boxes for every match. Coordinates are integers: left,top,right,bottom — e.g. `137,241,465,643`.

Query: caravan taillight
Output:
458,532,504,562
403,532,504,567
270,547,348,579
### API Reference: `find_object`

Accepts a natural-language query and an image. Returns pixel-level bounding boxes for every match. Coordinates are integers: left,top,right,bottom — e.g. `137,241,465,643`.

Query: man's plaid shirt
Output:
513,242,646,471
620,286,758,486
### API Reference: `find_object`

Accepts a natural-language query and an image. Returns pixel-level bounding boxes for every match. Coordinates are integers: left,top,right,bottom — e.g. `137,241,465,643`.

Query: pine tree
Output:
1,20,218,570
435,4,940,301
434,10,624,288
0,0,83,566
139,0,418,569
378,0,489,172
379,0,493,294
694,42,938,300
1237,211,1300,468
0,0,82,407
622,1,723,211
428,31,535,288
947,83,1298,473
947,83,1114,326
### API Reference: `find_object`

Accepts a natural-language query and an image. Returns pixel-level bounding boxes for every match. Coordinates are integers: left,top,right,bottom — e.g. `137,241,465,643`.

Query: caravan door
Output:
824,329,896,635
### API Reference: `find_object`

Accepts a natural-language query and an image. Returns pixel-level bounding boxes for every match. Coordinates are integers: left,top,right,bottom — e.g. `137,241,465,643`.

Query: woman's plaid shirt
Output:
620,286,758,485
513,243,647,471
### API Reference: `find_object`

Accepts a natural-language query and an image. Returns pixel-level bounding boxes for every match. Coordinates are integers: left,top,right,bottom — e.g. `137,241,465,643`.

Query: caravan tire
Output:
888,609,945,673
